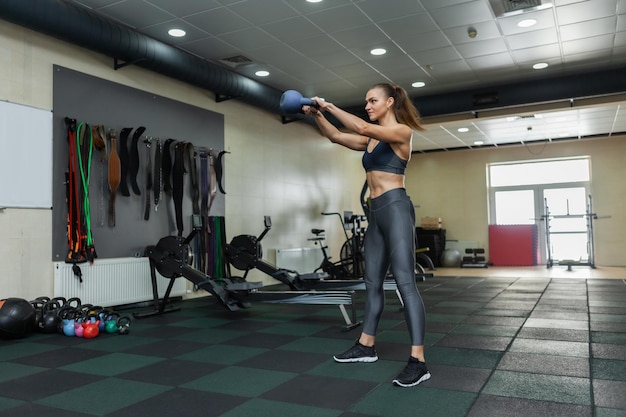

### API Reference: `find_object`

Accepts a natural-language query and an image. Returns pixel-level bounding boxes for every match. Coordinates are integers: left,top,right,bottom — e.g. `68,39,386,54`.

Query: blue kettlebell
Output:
279,90,318,114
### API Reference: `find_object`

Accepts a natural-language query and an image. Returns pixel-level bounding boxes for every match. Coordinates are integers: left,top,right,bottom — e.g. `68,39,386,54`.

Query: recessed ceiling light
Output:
412,81,426,88
306,0,323,3
255,70,270,77
517,19,537,28
474,140,484,145
458,127,469,133
370,48,386,56
533,62,549,70
168,28,186,37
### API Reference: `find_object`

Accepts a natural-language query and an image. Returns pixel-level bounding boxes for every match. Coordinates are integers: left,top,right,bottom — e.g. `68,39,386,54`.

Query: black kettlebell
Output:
29,296,50,329
39,300,62,334
117,316,131,335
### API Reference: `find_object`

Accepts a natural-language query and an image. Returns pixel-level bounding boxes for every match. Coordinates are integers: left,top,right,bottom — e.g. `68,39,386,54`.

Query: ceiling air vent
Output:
219,54,253,68
489,0,553,17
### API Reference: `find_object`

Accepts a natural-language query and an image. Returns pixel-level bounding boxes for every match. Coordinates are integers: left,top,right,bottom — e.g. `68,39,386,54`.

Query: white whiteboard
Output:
0,100,52,208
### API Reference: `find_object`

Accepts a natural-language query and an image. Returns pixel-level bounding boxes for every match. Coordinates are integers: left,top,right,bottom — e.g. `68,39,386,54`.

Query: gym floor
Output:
1,267,625,417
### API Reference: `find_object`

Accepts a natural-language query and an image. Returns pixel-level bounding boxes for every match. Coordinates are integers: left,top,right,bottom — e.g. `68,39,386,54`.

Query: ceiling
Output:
69,0,626,152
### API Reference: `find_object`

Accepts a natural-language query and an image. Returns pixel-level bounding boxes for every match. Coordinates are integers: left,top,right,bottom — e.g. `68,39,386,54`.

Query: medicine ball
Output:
0,298,36,340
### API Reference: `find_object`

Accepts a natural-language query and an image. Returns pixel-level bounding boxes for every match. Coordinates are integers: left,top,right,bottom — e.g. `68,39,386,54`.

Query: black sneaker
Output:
333,340,378,363
392,357,431,387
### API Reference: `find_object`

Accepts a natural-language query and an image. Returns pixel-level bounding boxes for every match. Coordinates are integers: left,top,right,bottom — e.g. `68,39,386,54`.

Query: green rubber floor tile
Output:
0,342,60,361
427,313,468,323
181,366,296,397
59,352,164,376
452,324,519,337
220,398,342,417
483,370,591,405
0,362,45,384
592,358,626,381
352,384,477,417
35,377,171,415
591,314,626,323
426,346,503,369
175,344,267,365
596,407,626,417
593,332,626,345
307,358,399,382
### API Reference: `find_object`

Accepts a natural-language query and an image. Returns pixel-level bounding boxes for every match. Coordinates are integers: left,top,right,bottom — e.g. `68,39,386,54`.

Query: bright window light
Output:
489,157,590,187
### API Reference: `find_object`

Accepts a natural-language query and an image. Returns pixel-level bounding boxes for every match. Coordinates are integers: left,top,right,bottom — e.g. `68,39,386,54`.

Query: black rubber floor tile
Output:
467,394,592,417
117,358,223,386
13,346,105,368
105,387,244,417
0,369,101,401
592,343,626,360
0,403,94,417
426,364,491,392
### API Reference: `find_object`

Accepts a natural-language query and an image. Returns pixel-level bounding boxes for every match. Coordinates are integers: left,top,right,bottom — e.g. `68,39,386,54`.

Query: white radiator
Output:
275,247,324,274
53,257,187,307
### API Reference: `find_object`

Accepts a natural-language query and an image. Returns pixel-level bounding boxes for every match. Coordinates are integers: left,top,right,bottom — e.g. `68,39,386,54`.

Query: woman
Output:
303,83,430,388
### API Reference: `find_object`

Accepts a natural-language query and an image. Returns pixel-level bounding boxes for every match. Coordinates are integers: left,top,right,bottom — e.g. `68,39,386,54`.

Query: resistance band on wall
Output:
206,216,227,279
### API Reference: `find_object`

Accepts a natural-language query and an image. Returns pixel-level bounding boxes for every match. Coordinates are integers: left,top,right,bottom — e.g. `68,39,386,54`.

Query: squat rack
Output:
542,194,606,270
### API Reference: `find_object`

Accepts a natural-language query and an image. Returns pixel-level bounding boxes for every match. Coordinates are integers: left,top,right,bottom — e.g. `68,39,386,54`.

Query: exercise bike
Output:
310,211,366,280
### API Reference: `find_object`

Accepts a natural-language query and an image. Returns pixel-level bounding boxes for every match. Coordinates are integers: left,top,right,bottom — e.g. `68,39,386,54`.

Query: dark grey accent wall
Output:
52,65,225,261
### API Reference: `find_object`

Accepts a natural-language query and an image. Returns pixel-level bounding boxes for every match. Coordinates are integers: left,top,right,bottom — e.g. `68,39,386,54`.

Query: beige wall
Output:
0,21,364,300
406,136,626,266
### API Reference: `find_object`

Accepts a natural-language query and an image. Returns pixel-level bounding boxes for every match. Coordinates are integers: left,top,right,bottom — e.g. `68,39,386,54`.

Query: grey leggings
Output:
362,188,426,345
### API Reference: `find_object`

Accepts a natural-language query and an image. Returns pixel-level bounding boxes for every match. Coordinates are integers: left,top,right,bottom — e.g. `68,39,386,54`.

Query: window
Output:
488,157,591,264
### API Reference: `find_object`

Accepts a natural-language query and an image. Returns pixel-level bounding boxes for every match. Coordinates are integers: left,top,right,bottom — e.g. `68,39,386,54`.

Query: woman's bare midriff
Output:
366,171,406,199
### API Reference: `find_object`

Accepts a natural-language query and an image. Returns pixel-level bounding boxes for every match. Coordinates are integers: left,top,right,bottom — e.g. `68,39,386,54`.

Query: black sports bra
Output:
362,138,407,175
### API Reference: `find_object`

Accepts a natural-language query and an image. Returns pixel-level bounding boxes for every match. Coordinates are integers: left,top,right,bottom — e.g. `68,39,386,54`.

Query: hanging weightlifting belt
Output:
143,138,152,220
216,150,229,194
153,138,161,211
162,138,175,194
64,117,83,263
129,126,146,195
184,142,200,216
118,127,132,197
172,141,185,236
107,129,121,227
